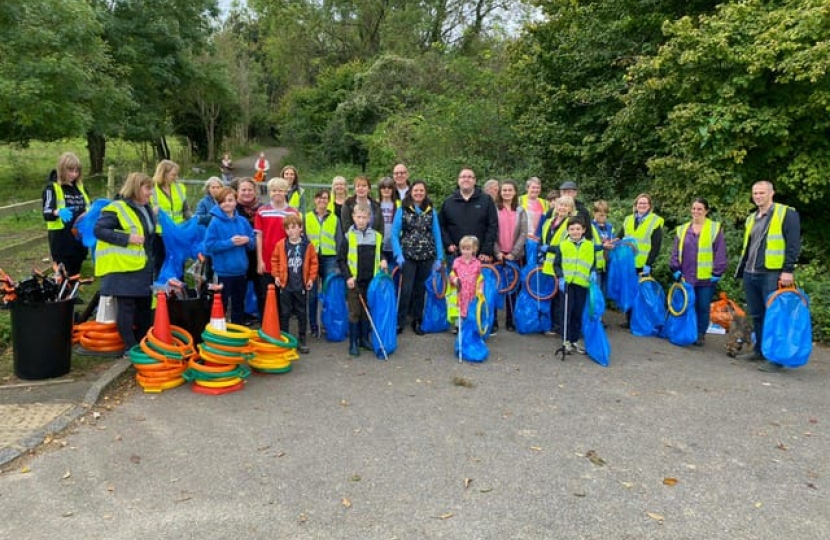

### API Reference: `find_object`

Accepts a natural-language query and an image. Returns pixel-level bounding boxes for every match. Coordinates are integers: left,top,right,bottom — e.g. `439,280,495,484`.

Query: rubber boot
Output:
348,323,360,356
298,333,310,354
360,320,373,350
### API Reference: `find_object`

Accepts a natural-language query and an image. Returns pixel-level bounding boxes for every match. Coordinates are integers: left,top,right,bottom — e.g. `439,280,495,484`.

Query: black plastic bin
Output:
11,299,74,380
168,295,212,344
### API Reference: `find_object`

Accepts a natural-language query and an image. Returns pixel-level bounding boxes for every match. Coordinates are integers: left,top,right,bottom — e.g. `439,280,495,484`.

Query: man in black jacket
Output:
439,168,499,262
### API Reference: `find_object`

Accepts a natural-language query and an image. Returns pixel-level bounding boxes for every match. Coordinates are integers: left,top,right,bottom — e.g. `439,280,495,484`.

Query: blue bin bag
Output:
244,281,258,316
156,213,207,284
662,282,697,347
481,265,499,339
607,239,638,312
583,310,610,367
762,288,812,368
454,295,489,362
630,277,666,337
514,265,555,334
320,274,348,342
76,198,111,252
368,272,398,359
421,268,450,333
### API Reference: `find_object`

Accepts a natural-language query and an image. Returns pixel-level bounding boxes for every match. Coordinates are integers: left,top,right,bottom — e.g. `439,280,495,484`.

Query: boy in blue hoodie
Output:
204,187,256,324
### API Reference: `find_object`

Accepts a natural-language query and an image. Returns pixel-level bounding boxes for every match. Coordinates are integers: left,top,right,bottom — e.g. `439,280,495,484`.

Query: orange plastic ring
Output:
525,266,557,301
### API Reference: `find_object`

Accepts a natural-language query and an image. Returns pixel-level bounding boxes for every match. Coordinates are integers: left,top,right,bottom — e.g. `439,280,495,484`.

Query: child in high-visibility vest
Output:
552,218,598,355
338,202,387,356
447,236,483,330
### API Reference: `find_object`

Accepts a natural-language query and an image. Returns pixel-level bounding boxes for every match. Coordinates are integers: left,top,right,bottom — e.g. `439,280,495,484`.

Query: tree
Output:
0,0,125,149
506,0,718,196
617,0,830,239
89,0,219,169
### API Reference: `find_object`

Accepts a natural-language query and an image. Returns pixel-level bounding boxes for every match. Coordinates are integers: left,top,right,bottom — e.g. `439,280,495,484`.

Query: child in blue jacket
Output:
204,187,256,324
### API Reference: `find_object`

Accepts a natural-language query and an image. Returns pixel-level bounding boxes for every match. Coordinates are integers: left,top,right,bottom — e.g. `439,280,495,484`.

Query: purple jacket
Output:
669,222,728,286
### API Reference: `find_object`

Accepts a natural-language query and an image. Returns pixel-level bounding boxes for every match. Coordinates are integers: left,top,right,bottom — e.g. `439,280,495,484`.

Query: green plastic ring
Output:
257,330,298,349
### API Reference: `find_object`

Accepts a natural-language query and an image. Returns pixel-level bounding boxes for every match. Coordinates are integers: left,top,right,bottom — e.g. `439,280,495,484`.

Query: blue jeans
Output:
693,284,715,337
743,272,779,355
308,255,338,330
218,274,247,325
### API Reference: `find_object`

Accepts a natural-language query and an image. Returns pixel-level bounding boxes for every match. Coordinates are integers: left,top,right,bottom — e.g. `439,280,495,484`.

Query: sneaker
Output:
563,341,574,355
310,326,320,338
490,323,499,336
572,341,586,355
693,336,705,347
545,329,560,337
758,361,785,373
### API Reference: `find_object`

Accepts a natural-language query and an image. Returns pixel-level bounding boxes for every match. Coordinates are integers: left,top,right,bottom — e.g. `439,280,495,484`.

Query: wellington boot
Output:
348,323,360,356
359,320,373,350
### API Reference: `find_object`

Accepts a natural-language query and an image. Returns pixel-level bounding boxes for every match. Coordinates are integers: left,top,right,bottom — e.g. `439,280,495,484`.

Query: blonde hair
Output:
56,152,82,186
283,213,303,229
153,160,179,187
267,177,289,192
120,172,153,201
459,235,479,253
593,200,609,214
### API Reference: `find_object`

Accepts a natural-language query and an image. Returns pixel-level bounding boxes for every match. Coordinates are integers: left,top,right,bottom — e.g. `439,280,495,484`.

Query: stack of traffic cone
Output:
73,296,124,356
191,291,252,394
132,292,194,393
248,284,298,373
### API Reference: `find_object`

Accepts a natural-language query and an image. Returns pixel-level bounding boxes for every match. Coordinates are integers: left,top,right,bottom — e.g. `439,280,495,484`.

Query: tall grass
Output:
0,138,198,203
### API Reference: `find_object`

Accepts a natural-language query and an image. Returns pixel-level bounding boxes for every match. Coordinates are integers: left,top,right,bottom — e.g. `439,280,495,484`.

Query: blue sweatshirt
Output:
204,205,255,277
195,194,218,226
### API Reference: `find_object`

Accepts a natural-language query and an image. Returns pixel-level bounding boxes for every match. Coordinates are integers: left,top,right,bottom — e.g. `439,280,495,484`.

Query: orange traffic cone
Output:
153,291,173,345
261,284,281,338
209,292,227,332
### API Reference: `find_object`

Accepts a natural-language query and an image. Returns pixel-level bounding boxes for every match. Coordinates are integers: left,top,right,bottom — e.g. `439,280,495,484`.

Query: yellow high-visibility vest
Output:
677,219,720,279
47,182,90,231
94,201,147,276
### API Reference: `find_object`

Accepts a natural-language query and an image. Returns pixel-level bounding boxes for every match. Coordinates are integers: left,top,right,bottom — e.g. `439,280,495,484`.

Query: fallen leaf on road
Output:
529,446,543,452
807,482,818,490
646,512,665,523
662,477,678,486
437,512,454,520
464,478,473,489
776,442,788,451
585,450,606,466
21,466,30,474
342,498,352,508
62,470,71,480
453,376,474,388
130,455,141,464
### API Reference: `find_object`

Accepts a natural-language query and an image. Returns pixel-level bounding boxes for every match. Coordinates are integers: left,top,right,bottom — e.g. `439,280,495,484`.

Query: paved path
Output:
1,312,828,539
228,147,291,178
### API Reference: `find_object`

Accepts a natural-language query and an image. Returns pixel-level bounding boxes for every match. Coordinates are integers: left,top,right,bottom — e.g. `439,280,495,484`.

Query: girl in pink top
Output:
450,235,482,318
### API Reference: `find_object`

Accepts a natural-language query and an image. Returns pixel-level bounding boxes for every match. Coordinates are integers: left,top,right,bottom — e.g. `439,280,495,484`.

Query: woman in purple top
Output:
669,197,728,346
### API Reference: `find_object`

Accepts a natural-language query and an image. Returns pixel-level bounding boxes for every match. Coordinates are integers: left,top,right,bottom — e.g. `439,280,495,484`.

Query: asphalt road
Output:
1,313,828,540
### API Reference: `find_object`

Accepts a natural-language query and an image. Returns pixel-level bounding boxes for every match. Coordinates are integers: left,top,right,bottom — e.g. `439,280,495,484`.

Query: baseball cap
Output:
559,180,578,190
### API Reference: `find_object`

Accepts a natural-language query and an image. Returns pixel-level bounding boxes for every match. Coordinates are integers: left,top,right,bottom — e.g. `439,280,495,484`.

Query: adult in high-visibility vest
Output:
616,193,664,328
305,189,344,337
537,195,577,337
280,165,306,217
735,180,801,372
150,159,191,278
93,172,156,356
328,175,350,219
42,152,90,276
669,197,728,346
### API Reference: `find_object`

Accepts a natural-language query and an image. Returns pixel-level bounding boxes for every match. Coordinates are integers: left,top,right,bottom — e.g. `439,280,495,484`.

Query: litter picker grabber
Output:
556,281,569,361
358,292,388,360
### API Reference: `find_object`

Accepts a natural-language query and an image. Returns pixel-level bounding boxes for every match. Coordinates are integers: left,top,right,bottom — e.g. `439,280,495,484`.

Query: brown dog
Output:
725,304,752,357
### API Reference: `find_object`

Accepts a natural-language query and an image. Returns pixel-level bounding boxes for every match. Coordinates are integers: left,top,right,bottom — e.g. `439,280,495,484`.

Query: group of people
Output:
42,153,801,372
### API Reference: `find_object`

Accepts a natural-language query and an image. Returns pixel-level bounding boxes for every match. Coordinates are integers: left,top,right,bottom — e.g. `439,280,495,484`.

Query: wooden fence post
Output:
107,166,116,199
